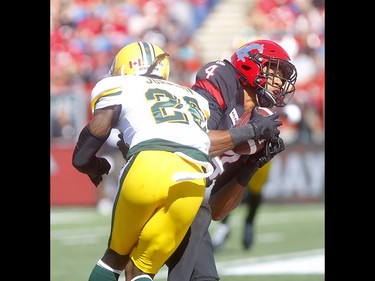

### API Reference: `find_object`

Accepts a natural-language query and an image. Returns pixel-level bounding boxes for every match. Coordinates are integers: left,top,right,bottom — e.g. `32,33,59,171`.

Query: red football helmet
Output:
231,39,297,107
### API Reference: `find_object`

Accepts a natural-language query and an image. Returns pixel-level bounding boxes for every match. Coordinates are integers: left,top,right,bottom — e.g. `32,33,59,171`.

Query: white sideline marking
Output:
51,211,101,224
154,249,324,279
219,251,324,275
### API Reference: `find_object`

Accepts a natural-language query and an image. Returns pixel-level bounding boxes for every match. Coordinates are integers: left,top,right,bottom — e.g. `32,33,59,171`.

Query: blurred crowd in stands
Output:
51,0,324,147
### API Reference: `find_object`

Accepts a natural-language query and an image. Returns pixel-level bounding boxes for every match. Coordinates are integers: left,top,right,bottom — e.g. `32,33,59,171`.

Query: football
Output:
232,107,276,155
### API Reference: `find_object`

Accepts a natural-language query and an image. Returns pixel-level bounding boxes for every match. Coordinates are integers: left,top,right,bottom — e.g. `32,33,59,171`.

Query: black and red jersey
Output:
191,59,251,190
192,59,245,131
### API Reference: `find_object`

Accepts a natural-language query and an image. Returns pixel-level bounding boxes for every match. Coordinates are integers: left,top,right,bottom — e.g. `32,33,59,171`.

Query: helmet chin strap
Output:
256,88,275,107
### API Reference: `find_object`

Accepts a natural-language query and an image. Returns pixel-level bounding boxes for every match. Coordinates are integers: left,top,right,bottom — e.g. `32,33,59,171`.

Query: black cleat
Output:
243,223,254,250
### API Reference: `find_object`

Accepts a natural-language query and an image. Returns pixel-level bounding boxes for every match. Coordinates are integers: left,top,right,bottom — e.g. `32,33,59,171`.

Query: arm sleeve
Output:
72,124,109,175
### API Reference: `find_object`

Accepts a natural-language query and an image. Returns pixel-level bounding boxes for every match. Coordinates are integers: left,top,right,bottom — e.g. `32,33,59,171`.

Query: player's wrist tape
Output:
235,165,259,186
229,124,256,147
72,124,109,175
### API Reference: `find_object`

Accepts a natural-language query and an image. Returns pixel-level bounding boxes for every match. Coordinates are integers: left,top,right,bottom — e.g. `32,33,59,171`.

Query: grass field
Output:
51,202,324,281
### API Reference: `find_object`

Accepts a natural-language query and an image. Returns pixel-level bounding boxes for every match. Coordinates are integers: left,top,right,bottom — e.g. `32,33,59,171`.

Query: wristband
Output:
229,124,256,146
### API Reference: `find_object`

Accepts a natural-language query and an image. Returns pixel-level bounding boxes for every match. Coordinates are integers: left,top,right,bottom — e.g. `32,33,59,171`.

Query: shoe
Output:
212,223,230,252
243,223,253,250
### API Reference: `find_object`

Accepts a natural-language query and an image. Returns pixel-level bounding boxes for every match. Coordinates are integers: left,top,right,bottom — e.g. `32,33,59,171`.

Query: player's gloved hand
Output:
117,133,129,159
88,157,111,187
236,137,285,186
252,137,285,168
248,107,282,141
229,107,282,146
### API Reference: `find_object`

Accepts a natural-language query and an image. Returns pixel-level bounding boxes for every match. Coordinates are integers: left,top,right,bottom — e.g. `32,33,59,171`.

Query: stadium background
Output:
51,0,324,206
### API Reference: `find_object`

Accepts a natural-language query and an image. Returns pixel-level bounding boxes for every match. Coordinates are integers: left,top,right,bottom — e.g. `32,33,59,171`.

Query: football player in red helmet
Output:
165,39,297,281
231,39,297,108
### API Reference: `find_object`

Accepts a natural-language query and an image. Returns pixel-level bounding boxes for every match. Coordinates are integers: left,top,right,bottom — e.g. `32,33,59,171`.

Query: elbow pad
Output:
72,125,109,175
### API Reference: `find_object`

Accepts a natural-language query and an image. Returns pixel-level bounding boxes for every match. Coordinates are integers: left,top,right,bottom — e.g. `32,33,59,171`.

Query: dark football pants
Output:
166,201,220,281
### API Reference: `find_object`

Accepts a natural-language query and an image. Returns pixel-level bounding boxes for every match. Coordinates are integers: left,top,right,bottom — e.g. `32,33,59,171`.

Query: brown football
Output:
232,107,276,155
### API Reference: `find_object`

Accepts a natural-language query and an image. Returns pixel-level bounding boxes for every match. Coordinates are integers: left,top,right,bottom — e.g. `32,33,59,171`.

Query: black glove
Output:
252,137,285,168
229,108,283,146
88,157,111,187
236,137,284,186
117,133,129,159
249,107,282,141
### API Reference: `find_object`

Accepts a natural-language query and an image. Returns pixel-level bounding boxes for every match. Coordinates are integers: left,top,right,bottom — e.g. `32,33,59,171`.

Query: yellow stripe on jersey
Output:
91,87,123,113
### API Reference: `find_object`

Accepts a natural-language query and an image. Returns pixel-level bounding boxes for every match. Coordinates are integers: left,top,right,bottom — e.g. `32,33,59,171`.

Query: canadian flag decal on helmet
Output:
129,59,142,68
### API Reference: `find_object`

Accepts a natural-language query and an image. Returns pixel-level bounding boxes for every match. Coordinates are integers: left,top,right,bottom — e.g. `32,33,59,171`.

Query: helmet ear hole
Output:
239,65,254,86
241,65,251,71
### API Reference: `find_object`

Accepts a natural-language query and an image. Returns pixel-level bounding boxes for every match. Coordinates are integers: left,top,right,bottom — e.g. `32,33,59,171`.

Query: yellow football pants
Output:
109,150,206,274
